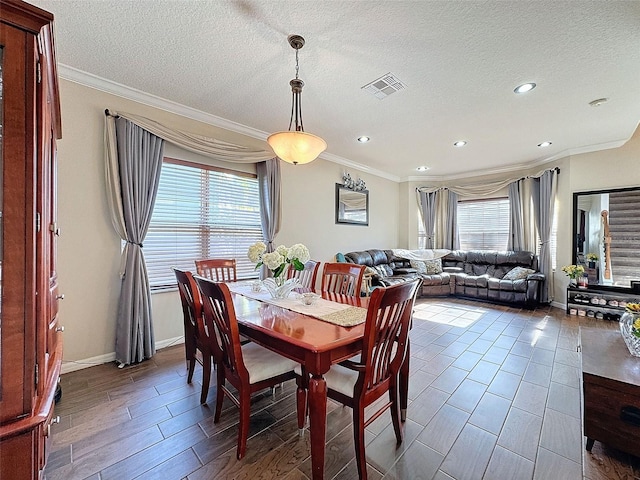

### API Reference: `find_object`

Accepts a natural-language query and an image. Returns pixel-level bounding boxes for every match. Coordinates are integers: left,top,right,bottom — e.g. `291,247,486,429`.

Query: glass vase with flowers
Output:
247,242,310,299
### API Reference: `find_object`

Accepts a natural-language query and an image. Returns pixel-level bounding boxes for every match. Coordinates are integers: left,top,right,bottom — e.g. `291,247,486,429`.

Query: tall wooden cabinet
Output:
0,1,63,478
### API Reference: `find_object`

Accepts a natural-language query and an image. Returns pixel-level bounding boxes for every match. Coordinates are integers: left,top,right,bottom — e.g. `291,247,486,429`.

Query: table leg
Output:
308,374,328,480
399,340,410,422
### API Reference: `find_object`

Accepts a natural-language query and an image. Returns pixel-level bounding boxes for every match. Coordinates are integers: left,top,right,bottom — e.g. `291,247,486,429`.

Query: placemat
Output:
318,306,367,327
228,281,367,327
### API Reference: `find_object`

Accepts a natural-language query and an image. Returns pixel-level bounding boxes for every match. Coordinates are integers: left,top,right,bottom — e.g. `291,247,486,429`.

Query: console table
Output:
581,327,640,456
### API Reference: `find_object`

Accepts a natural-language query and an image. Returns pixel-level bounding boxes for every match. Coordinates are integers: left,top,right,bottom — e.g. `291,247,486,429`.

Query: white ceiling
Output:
31,0,640,181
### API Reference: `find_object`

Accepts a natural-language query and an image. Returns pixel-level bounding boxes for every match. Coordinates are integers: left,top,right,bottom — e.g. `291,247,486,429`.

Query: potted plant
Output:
586,253,598,268
562,264,585,286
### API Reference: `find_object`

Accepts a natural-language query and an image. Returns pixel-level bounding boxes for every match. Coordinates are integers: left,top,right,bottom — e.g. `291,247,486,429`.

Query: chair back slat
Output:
195,277,248,381
287,260,320,289
195,258,237,282
360,280,420,394
321,262,366,296
173,268,204,340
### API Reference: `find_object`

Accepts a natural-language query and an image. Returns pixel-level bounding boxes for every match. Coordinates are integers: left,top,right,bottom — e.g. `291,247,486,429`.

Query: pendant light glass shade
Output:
267,130,327,165
269,34,326,165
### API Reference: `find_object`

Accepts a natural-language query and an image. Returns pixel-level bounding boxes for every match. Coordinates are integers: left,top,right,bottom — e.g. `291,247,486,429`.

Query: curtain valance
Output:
416,166,560,197
105,110,275,164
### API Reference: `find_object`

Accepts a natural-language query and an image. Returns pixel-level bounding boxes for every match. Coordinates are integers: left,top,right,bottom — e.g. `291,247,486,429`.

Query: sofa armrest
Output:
525,272,545,303
527,273,545,282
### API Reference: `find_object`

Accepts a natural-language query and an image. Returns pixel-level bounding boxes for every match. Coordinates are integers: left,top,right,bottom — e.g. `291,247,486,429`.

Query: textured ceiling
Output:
31,0,640,181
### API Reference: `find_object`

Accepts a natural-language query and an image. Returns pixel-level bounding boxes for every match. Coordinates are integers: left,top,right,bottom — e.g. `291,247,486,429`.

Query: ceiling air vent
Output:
361,73,406,100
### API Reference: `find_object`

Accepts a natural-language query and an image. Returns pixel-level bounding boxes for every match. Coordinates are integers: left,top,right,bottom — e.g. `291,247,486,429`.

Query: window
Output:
145,159,262,290
457,198,510,250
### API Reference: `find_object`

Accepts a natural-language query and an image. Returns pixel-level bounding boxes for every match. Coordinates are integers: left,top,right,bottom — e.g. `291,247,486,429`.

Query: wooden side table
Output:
581,327,640,457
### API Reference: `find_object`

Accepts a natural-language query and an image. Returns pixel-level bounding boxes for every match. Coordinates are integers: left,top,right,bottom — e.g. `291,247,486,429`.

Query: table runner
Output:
228,281,367,327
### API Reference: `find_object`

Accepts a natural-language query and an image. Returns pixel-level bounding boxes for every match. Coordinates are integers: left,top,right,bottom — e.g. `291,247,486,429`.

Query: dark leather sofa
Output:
343,248,545,307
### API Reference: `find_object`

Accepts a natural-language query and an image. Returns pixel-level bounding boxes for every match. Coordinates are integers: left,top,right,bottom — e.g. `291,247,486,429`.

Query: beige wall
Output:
56,77,638,369
405,125,640,307
555,124,640,302
56,79,399,369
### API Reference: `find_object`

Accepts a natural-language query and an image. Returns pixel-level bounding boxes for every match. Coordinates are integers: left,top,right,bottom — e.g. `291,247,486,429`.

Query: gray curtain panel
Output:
508,181,525,250
441,189,459,250
418,190,436,248
110,117,164,365
532,170,558,303
257,158,281,278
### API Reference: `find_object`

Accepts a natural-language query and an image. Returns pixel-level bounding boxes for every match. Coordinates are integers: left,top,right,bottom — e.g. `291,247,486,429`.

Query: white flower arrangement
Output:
247,242,311,279
248,242,266,263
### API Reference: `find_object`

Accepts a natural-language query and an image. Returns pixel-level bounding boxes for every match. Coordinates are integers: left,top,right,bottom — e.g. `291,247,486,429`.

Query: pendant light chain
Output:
266,34,327,165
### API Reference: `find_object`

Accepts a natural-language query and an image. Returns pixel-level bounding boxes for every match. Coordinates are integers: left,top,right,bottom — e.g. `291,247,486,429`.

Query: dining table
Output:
226,281,410,480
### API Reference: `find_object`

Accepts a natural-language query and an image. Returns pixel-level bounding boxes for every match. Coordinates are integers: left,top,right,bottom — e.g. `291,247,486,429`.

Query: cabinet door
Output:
35,38,57,390
0,22,37,423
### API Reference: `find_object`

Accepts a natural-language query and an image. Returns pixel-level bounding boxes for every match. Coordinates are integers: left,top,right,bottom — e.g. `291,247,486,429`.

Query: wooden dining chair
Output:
173,268,213,404
321,262,366,297
194,276,298,460
296,279,421,480
287,260,320,289
195,258,237,282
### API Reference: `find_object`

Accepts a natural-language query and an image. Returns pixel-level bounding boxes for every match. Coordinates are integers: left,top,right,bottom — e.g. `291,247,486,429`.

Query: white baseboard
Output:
550,300,566,311
61,352,116,374
60,336,185,374
156,335,185,350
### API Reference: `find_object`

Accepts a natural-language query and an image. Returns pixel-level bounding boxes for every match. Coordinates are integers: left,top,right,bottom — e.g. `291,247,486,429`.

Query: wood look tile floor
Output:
46,298,640,480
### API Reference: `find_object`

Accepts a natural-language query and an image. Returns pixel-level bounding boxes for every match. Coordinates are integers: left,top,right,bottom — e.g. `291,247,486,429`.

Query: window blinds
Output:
145,160,262,289
457,198,510,251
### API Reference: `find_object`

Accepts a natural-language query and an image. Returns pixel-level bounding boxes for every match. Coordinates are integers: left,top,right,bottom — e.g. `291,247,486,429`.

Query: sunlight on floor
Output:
413,301,488,328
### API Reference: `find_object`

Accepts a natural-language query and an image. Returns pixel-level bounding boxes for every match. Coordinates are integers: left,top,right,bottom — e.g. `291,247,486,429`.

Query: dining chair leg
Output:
399,341,410,422
187,356,196,383
353,405,368,480
214,370,225,423
237,389,251,460
389,379,403,444
200,353,212,404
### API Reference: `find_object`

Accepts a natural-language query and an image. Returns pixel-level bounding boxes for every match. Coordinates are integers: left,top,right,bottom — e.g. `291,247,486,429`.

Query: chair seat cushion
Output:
294,345,398,398
242,342,298,384
295,361,360,397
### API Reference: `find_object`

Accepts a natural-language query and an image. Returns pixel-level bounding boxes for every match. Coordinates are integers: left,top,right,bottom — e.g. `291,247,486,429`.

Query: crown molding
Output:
404,138,629,183
58,64,399,182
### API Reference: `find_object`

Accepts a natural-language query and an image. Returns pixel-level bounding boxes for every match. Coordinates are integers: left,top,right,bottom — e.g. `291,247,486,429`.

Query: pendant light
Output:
267,34,327,165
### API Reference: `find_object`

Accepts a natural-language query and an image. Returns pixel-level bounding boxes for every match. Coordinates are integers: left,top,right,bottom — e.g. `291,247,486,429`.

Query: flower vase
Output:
569,278,577,287
263,276,300,299
619,312,640,357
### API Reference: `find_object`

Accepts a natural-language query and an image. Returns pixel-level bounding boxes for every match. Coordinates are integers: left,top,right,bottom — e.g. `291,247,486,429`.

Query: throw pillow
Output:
425,258,443,274
335,252,346,263
364,266,379,277
503,266,535,281
372,265,389,278
410,260,427,274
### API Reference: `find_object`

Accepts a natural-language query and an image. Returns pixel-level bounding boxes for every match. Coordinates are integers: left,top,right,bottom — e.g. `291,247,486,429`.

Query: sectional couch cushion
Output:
345,248,544,307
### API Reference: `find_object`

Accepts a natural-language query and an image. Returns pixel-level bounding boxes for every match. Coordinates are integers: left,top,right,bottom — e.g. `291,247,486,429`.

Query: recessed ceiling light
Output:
453,140,467,147
357,136,370,143
514,82,536,94
537,141,552,148
416,166,429,172
589,98,608,107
